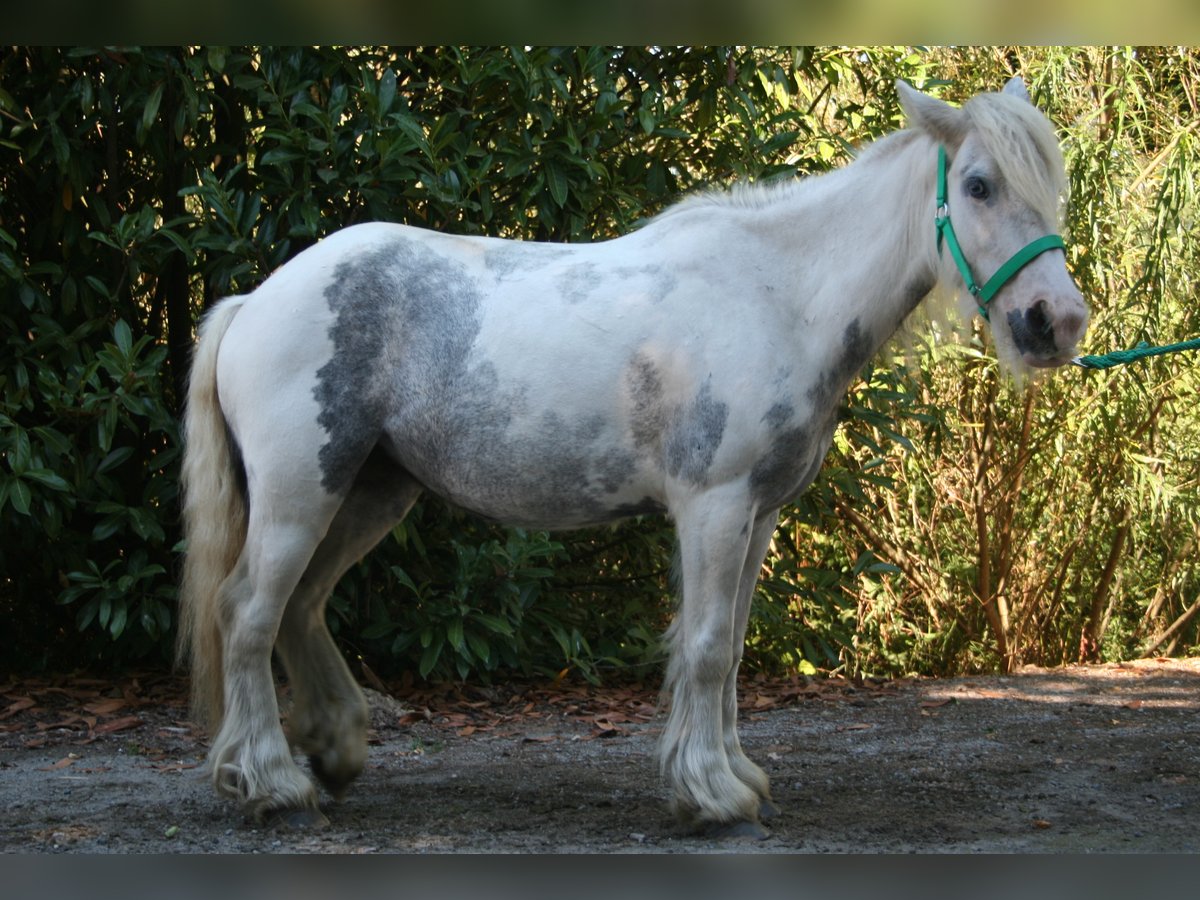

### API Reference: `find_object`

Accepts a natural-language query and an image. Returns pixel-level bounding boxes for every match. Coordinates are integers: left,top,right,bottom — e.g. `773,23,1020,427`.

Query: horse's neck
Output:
757,131,939,344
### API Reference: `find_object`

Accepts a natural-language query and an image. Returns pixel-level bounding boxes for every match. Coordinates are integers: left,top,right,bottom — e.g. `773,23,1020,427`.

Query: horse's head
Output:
898,77,1088,372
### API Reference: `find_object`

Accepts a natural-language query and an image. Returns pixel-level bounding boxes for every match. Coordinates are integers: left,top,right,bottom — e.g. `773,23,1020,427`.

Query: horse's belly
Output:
382,399,666,530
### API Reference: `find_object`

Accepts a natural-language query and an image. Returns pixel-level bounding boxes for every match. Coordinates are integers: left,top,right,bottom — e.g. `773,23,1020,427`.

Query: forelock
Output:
963,91,1067,227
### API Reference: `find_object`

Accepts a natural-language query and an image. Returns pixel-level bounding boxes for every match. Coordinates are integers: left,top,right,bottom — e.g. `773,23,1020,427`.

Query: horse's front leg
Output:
722,507,781,819
660,483,767,837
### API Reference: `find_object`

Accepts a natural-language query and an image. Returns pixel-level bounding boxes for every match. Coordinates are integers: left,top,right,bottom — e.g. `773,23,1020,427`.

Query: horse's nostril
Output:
1028,299,1053,338
1007,301,1060,358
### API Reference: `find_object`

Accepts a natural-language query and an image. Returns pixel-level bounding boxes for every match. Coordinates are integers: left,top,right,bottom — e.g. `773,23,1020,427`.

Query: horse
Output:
177,76,1088,837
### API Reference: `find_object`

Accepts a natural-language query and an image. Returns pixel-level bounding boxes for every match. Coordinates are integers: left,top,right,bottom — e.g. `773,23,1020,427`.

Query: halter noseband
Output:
934,145,1065,321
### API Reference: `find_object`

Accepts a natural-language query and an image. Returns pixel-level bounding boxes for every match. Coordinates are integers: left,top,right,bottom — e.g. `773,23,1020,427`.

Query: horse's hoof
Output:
702,819,768,841
309,755,355,800
759,798,780,820
265,807,330,830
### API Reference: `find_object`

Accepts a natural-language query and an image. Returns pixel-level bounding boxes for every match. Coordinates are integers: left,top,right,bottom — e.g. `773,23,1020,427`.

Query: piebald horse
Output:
178,77,1087,836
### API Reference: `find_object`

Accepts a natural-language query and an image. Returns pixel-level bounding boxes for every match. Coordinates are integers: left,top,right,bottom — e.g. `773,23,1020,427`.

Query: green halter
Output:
934,146,1066,321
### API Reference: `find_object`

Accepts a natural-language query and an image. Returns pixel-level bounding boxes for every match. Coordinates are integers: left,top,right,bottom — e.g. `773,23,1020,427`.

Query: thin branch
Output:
1140,593,1200,657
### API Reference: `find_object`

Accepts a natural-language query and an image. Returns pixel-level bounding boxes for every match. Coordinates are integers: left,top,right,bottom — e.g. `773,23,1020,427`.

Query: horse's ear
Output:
1002,75,1032,104
895,79,965,148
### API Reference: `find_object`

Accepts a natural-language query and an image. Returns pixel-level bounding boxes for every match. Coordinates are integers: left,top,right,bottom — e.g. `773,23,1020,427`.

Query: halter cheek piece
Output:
934,145,1065,321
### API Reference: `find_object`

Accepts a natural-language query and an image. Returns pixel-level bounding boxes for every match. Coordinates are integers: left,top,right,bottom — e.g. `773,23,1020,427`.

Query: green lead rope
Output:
1072,336,1200,369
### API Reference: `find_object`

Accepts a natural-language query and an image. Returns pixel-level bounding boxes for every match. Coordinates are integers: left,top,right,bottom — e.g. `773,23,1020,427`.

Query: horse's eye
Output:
965,176,990,201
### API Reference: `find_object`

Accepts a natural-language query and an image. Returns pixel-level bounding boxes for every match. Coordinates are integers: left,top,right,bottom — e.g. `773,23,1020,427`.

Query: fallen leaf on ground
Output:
93,715,143,734
37,715,86,731
397,708,432,725
592,720,628,739
83,698,127,716
1,697,39,719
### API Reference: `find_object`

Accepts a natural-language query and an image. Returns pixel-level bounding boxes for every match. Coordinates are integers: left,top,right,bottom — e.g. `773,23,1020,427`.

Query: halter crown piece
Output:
934,145,1066,321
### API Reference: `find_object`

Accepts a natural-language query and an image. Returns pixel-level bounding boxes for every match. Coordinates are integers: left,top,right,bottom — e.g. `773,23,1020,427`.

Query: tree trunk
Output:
1080,506,1130,661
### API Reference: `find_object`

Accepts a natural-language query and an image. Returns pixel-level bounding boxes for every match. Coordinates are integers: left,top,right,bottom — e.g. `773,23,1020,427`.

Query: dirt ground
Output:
2,657,1198,854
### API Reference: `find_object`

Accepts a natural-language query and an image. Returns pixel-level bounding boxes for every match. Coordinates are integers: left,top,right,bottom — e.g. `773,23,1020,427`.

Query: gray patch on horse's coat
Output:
750,318,874,506
484,244,572,281
664,380,728,486
762,402,794,431
901,276,936,318
615,264,678,304
595,445,639,494
556,262,599,305
813,319,871,405
624,353,728,486
502,412,596,513
749,421,828,507
626,353,668,454
527,412,631,505
556,262,678,307
313,238,490,495
482,247,521,279
315,240,650,524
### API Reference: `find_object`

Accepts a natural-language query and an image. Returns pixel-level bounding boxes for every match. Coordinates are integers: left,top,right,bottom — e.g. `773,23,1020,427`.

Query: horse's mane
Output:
649,172,804,220
648,130,920,224
652,89,1065,231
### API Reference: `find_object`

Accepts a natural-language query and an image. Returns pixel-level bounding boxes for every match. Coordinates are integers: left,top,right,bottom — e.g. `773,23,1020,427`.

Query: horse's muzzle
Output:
1008,297,1088,368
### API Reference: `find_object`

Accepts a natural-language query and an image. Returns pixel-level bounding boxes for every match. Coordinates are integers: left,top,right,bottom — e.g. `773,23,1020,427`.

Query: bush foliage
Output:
3,46,1198,679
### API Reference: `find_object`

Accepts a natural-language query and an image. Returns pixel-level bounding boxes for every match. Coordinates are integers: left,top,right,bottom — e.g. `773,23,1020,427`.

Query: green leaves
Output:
355,518,573,682
61,551,171,641
140,82,164,143
1,476,32,516
1,48,182,660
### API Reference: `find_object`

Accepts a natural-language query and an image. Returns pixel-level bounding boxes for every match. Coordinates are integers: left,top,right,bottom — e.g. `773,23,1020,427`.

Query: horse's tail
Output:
177,296,247,733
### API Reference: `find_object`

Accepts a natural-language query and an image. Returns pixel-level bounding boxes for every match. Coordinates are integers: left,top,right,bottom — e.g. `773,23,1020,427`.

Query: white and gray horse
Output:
178,77,1087,836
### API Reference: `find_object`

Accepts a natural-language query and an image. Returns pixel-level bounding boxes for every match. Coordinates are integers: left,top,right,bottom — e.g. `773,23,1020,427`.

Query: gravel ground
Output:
2,658,1198,853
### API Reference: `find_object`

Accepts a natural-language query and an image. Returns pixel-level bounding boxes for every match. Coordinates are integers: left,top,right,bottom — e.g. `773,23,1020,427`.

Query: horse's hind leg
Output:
207,488,343,825
660,483,765,836
275,452,422,800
